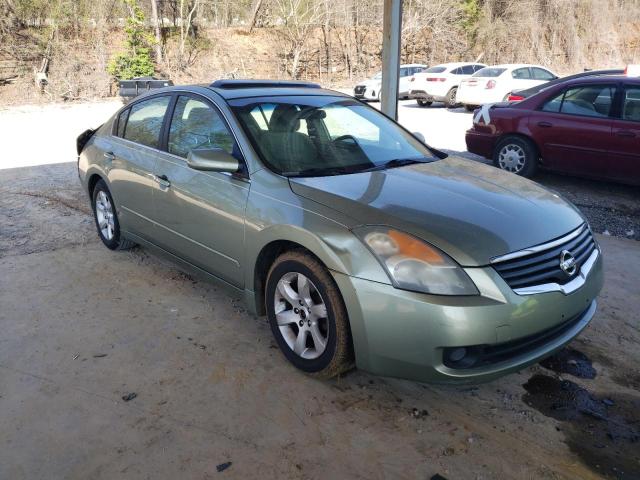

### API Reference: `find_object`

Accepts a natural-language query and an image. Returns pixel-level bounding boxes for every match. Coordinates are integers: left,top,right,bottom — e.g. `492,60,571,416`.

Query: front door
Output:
106,95,171,240
609,85,640,184
152,94,250,287
529,83,615,178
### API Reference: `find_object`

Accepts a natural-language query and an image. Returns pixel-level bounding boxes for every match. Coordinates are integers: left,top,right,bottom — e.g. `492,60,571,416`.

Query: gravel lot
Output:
0,98,639,479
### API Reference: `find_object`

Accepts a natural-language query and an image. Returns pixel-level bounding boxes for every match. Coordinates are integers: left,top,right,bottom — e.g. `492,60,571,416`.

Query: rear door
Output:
609,85,640,184
151,93,250,287
107,95,171,240
529,83,615,178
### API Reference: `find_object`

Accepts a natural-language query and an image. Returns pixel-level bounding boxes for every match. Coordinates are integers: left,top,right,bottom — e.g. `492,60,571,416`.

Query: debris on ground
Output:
72,353,79,360
410,408,429,419
121,392,137,402
216,461,232,472
93,353,107,358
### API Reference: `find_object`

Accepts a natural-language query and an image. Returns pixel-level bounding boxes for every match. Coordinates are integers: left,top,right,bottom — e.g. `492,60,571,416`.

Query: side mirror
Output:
187,147,240,173
412,131,426,143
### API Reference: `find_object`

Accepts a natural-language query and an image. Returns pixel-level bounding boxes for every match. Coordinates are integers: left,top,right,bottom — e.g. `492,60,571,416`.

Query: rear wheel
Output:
416,99,432,107
92,179,135,250
493,135,538,177
266,250,353,378
444,87,458,108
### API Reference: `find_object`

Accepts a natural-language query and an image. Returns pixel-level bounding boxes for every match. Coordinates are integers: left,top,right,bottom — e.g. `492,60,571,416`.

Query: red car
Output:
465,74,640,185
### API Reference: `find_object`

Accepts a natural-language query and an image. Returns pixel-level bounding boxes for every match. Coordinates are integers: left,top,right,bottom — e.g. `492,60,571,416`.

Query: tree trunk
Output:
249,0,264,33
150,0,163,63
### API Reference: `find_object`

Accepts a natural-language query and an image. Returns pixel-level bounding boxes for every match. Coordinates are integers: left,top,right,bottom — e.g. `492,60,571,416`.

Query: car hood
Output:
289,156,584,266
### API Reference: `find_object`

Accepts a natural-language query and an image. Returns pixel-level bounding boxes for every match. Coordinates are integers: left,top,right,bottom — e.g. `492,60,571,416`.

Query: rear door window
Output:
123,96,170,148
532,67,556,80
542,85,615,117
622,87,640,122
512,68,532,80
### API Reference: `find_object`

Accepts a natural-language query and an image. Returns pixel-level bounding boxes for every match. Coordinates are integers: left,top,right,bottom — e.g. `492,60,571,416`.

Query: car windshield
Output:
424,66,447,73
473,67,506,78
229,96,439,177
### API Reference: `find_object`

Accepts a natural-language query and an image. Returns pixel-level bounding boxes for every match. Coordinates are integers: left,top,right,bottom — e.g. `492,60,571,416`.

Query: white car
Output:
353,64,427,101
408,62,486,108
456,64,558,110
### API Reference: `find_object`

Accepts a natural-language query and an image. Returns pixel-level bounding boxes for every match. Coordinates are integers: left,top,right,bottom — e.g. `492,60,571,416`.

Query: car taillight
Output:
426,77,446,82
485,80,496,89
507,94,524,102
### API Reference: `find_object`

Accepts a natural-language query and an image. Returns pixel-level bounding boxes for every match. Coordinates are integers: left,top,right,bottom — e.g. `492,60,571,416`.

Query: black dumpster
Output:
118,77,173,103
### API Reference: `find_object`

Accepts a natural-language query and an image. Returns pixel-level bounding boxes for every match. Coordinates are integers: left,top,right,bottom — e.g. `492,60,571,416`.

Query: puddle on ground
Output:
539,347,597,379
523,374,640,479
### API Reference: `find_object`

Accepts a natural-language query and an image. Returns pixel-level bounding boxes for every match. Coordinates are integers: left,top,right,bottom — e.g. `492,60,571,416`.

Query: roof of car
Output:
205,80,349,100
488,64,552,70
433,62,485,68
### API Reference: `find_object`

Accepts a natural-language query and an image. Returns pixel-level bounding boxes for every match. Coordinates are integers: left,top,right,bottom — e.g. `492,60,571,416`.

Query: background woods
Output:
0,0,639,104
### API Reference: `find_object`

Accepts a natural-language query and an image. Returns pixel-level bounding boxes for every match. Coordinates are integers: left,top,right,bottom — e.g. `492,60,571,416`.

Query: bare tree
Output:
150,0,163,62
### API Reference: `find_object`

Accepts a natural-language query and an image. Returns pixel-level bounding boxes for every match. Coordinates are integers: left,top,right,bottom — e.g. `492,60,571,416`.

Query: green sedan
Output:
77,80,603,383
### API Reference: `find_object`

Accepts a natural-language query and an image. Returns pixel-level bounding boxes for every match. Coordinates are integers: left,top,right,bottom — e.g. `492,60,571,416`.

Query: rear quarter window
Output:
115,109,129,137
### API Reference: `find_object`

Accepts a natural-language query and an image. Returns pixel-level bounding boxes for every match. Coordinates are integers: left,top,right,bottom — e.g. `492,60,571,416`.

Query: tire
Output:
444,87,458,108
266,250,353,378
493,135,538,177
91,179,135,250
464,104,477,112
376,90,381,102
416,99,432,107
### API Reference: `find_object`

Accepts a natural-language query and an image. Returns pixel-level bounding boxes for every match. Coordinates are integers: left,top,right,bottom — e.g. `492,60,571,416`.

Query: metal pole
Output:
380,0,402,120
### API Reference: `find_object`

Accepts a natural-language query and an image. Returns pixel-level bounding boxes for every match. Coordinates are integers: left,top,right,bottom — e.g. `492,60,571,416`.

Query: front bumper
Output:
354,85,378,101
332,252,603,384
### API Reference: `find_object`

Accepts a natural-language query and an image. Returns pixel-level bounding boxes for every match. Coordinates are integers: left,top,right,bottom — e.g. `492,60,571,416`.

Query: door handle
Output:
537,121,553,128
103,151,115,160
153,174,171,189
616,130,636,138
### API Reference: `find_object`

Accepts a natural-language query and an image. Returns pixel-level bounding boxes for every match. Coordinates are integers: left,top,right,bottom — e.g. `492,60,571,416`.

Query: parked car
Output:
409,62,486,108
353,64,427,101
457,64,558,110
77,80,603,384
506,69,625,102
465,74,640,185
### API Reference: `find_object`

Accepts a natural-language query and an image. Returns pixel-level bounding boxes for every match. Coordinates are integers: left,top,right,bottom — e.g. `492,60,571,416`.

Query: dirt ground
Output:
0,102,639,480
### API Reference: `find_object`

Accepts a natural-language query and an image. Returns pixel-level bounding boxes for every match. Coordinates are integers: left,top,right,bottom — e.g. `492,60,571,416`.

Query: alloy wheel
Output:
95,190,115,241
273,272,329,360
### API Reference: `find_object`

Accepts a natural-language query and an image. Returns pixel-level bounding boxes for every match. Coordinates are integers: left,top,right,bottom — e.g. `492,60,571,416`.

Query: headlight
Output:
353,226,479,296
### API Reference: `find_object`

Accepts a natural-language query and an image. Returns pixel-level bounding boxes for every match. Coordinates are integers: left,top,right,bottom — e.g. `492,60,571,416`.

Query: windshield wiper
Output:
282,166,358,177
361,157,432,172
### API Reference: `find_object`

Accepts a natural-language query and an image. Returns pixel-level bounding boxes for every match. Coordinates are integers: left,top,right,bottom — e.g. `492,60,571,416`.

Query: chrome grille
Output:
492,225,597,291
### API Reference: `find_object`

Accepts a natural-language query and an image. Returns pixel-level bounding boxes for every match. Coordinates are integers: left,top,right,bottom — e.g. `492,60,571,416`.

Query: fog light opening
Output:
443,346,480,369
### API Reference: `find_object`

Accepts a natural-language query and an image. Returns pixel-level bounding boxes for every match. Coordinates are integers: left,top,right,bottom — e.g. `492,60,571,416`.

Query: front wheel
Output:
266,250,353,378
493,136,538,177
464,104,477,112
416,99,432,107
92,179,135,250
